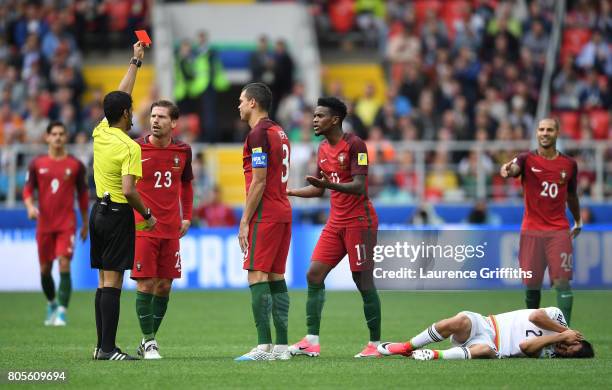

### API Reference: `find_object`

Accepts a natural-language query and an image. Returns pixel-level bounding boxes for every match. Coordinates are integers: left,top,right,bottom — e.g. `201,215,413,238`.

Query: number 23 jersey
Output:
514,151,577,231
135,136,193,239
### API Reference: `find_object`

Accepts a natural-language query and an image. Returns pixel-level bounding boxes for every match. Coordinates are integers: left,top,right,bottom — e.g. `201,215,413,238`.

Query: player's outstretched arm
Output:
117,41,146,95
528,309,568,333
500,159,521,178
307,172,366,195
287,184,324,198
519,330,583,357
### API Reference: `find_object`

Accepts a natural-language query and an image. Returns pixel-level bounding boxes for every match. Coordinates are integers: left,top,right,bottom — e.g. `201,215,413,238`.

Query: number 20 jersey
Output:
514,151,577,231
135,136,193,239
242,118,291,223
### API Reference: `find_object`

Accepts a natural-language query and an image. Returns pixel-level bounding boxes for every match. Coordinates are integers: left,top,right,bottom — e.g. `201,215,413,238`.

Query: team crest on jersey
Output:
559,170,566,185
338,152,348,170
64,168,72,180
173,154,180,169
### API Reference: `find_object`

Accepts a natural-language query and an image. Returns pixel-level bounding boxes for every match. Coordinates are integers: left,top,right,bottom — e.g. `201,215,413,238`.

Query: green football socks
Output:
152,295,169,335
306,282,326,336
136,291,154,340
360,289,381,342
556,286,573,326
269,280,290,345
57,272,71,308
41,273,55,302
250,282,272,345
525,289,541,309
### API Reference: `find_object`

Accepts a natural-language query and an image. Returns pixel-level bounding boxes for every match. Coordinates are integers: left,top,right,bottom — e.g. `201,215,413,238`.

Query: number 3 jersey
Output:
493,307,568,358
514,151,577,231
23,155,88,233
135,136,194,239
242,118,291,223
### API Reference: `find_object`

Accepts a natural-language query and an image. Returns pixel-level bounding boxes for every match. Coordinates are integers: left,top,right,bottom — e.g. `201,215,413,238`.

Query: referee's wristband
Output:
142,208,152,220
130,57,142,68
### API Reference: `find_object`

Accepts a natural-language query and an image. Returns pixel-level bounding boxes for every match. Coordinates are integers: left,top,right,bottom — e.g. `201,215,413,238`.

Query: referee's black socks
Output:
100,287,122,353
95,288,103,348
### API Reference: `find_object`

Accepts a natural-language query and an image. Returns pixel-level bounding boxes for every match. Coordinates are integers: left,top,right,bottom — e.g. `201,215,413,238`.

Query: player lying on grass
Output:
378,307,594,360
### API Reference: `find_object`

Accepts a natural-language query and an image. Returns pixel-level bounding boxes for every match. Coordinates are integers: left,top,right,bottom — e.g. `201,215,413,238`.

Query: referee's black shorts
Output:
89,200,135,271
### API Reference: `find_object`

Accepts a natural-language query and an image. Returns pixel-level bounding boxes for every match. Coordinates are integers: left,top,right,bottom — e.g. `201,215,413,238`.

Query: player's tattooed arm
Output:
306,172,366,195
519,330,583,358
500,158,521,178
528,309,568,333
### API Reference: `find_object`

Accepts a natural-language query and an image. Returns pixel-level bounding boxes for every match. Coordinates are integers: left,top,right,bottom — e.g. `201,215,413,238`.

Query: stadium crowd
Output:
1,0,611,206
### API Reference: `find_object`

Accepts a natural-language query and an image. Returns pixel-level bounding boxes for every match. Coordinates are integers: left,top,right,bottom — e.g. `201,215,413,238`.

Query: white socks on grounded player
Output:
306,334,320,345
438,347,471,360
410,323,446,348
369,341,380,347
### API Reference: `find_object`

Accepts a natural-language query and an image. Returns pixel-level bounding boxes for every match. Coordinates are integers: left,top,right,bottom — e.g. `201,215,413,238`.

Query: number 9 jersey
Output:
514,151,577,231
134,136,194,239
242,118,292,223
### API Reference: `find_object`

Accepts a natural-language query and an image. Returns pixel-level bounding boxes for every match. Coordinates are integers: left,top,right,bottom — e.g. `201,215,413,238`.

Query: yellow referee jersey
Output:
92,119,142,203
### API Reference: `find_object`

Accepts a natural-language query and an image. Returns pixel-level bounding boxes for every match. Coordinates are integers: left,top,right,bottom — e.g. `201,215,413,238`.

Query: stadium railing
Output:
1,139,611,207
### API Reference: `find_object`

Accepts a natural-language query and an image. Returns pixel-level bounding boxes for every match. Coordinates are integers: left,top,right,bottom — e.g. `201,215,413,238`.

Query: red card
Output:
135,30,152,45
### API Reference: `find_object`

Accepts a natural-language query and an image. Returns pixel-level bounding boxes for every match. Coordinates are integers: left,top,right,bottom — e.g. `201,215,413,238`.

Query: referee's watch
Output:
130,57,142,68
143,208,152,220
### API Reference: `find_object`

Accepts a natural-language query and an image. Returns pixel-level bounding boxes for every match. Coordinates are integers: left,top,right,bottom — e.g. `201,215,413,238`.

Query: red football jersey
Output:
134,136,194,239
318,133,377,227
515,151,577,231
23,155,88,233
242,118,291,223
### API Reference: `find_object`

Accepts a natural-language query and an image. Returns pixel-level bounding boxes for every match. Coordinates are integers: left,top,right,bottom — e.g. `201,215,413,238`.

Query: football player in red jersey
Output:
23,121,89,326
287,97,382,358
131,100,194,359
236,83,292,361
500,118,582,325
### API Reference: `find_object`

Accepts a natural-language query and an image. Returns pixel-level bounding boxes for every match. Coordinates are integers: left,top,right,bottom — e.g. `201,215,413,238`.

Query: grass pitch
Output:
0,290,610,389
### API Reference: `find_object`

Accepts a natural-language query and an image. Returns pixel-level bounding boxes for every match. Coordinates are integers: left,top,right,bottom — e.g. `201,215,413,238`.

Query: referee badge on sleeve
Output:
358,153,368,166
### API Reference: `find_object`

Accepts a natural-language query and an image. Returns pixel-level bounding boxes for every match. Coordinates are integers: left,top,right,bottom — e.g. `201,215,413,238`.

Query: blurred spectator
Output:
425,150,458,200
576,30,612,76
276,81,306,131
355,82,381,127
386,25,420,82
342,100,367,140
466,199,501,225
195,186,237,227
250,35,274,84
271,39,295,112
410,202,443,225
580,206,595,224
521,18,549,64
458,149,494,199
24,97,48,144
0,102,24,145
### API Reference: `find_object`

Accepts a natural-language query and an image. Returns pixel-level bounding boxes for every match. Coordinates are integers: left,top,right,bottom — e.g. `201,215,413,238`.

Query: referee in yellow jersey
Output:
91,41,157,361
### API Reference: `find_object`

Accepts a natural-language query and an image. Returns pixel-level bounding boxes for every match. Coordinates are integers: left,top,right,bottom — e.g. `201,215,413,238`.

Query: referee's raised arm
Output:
90,41,156,361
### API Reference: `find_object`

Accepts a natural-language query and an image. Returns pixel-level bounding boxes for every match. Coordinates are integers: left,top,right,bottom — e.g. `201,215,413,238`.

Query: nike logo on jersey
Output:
141,158,152,162
531,167,542,173
39,168,48,174
320,159,327,164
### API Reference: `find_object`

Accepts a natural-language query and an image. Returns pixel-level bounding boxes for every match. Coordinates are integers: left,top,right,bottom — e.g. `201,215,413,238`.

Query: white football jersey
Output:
493,307,567,358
